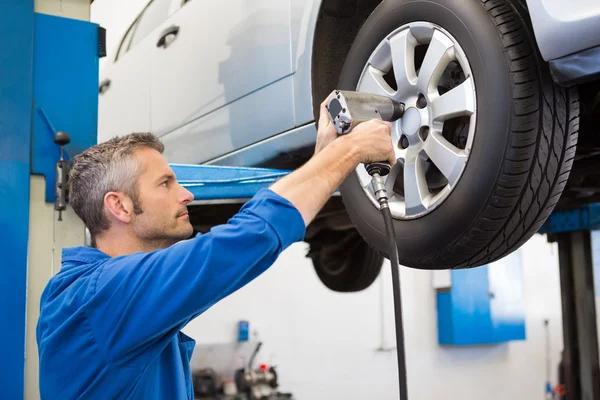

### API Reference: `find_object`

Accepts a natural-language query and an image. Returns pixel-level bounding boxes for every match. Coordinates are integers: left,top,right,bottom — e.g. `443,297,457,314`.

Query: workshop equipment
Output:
234,342,293,400
192,367,220,398
328,90,405,136
326,90,408,400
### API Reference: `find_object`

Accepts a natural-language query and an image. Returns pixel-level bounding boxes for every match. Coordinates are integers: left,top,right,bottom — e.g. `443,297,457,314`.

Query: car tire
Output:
307,228,384,292
336,0,580,269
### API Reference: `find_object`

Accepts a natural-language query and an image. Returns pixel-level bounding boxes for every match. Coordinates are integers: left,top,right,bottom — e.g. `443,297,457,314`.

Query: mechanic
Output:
35,99,396,400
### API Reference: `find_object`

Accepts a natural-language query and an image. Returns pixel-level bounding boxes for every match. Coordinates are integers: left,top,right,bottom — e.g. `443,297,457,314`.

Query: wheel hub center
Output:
401,107,421,137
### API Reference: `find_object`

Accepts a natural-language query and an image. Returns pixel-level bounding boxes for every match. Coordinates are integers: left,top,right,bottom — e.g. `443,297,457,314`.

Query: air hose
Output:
369,167,408,400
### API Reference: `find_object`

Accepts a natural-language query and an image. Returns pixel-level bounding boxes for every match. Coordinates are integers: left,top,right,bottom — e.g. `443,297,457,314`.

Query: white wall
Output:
182,234,565,400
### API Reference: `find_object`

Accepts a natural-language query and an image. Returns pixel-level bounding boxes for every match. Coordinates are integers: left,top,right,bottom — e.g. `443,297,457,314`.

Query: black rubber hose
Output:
381,204,408,400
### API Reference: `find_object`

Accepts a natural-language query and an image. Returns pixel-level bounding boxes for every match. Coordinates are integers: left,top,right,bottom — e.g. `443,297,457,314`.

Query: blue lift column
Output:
1,0,100,396
539,205,600,400
0,1,35,397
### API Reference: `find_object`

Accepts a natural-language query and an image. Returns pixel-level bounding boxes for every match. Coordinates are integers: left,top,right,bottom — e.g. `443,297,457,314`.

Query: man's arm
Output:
269,137,358,226
87,189,306,366
270,117,395,226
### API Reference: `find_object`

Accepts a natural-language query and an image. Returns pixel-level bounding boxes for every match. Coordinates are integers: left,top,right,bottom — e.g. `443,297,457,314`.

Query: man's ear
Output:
104,192,134,223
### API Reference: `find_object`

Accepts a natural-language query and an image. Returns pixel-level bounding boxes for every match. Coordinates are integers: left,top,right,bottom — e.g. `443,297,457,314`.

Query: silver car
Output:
98,0,600,292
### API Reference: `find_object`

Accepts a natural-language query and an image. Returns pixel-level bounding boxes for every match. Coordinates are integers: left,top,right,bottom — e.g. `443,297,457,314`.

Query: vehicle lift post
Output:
540,205,600,400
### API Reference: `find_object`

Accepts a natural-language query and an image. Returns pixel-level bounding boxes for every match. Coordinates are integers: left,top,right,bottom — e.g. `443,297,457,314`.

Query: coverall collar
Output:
62,246,110,265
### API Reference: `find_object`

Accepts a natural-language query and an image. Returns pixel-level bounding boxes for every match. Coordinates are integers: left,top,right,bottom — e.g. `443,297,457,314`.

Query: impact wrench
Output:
326,90,408,400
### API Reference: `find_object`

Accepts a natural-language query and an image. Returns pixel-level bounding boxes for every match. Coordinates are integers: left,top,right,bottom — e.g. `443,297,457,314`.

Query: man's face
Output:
130,147,194,246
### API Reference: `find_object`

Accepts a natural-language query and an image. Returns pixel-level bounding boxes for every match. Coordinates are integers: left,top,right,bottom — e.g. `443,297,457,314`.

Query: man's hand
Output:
314,98,338,154
271,97,396,227
344,119,397,166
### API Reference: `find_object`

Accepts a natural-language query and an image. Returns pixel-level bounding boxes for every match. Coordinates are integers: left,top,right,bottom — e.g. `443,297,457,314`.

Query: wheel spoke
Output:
430,77,475,122
389,29,418,97
423,132,467,186
416,30,454,96
385,161,402,199
357,65,395,96
403,153,429,215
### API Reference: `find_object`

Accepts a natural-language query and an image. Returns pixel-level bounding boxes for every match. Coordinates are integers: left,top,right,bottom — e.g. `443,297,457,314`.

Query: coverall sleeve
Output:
85,188,305,366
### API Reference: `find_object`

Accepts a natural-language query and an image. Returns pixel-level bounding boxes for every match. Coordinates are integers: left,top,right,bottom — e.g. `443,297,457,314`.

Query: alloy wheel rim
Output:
354,22,477,220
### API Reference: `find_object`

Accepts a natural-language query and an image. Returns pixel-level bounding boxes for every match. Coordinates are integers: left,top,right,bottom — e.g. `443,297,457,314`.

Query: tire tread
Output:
398,0,580,269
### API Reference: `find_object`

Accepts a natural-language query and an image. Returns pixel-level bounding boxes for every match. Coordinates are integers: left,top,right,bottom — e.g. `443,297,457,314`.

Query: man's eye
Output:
161,181,169,187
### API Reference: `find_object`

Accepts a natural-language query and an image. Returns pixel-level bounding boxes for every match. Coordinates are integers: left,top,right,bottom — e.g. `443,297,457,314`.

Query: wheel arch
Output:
310,0,384,120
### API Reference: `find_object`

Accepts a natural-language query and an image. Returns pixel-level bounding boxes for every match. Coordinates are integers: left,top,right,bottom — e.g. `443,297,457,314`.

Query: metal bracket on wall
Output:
53,131,71,221
38,107,73,221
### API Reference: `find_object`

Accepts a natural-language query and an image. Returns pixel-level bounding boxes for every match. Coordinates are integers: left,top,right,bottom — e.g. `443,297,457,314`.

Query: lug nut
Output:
419,126,430,141
417,94,427,109
399,135,409,149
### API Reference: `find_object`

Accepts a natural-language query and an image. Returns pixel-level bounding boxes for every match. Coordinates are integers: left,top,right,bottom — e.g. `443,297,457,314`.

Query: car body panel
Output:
98,0,176,141
206,122,317,167
97,25,153,140
98,0,302,161
160,76,295,165
98,0,600,169
150,0,294,138
526,0,600,61
290,0,322,126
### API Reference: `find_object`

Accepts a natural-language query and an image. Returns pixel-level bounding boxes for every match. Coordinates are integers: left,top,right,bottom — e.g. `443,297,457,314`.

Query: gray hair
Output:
69,132,165,244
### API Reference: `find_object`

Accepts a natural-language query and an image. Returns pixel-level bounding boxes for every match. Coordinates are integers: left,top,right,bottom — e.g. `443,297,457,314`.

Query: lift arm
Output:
170,163,291,203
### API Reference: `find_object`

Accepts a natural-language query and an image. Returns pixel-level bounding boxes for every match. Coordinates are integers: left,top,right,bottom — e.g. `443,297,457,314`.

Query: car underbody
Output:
557,81,600,210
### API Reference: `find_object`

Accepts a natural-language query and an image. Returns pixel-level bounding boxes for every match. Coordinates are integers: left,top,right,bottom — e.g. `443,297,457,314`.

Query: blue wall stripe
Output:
0,0,34,397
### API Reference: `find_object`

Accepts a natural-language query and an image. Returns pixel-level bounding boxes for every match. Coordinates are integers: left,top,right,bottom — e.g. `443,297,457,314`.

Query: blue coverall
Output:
36,188,305,399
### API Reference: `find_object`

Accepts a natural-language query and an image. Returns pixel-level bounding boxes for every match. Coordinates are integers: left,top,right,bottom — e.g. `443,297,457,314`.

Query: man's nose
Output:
178,183,194,204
